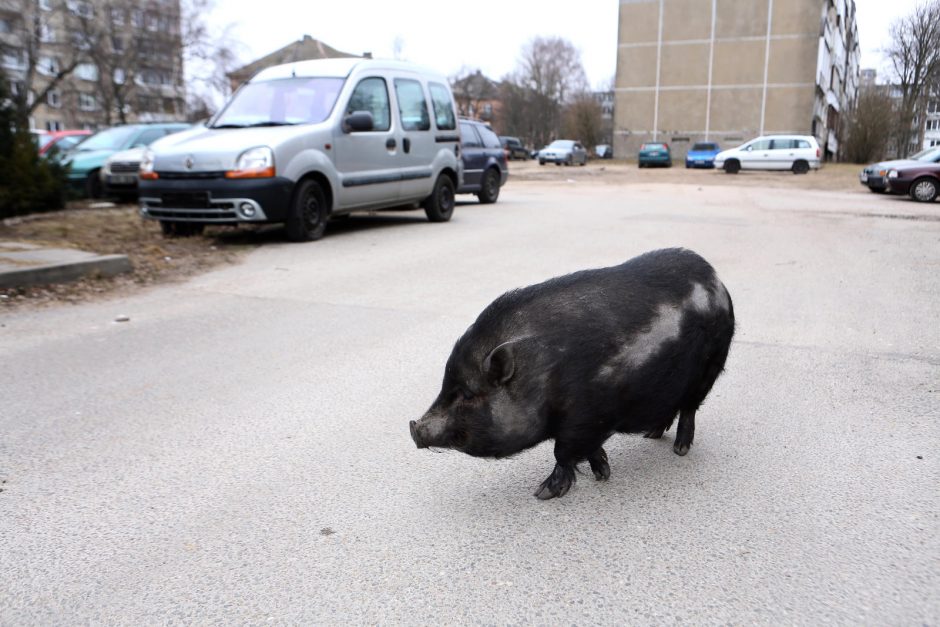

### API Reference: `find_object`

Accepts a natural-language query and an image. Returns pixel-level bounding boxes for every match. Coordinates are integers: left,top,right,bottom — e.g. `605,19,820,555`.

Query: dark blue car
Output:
458,119,508,204
685,142,721,169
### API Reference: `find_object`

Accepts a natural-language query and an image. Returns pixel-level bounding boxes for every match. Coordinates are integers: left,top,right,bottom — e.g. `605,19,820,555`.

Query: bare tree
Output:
886,0,940,154
563,93,603,153
0,0,86,125
841,86,897,163
507,36,588,148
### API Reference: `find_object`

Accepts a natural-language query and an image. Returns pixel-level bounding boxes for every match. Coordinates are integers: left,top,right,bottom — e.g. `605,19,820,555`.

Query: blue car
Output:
685,142,721,168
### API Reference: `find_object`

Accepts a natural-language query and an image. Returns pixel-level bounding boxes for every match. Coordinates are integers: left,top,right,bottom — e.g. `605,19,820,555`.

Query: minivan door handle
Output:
386,138,396,150
403,137,411,154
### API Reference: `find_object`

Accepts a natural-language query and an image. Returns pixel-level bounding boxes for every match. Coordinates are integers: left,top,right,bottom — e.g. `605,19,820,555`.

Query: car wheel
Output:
285,179,328,242
539,160,545,166
160,221,204,237
477,168,500,204
910,177,939,202
792,160,810,175
423,174,455,222
724,159,740,174
86,170,103,199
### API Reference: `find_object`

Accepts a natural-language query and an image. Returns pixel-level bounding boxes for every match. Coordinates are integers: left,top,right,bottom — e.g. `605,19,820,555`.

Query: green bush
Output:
0,81,69,220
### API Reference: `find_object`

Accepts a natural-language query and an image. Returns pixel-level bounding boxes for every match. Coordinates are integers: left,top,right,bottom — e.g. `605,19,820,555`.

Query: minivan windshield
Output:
212,77,344,128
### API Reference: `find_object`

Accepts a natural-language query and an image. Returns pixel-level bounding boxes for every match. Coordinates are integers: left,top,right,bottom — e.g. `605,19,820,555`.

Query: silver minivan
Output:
139,58,461,241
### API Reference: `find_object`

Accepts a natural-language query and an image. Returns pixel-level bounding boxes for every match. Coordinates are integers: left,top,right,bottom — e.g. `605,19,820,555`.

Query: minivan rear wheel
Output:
286,179,328,242
792,160,809,174
423,174,455,222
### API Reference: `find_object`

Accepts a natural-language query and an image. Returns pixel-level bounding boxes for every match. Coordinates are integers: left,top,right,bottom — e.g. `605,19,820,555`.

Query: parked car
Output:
537,139,587,166
685,142,720,168
595,144,613,159
638,142,672,167
886,162,940,202
715,135,820,174
100,147,150,200
499,136,529,160
459,119,508,203
140,58,461,241
32,129,91,156
860,146,940,193
61,123,190,197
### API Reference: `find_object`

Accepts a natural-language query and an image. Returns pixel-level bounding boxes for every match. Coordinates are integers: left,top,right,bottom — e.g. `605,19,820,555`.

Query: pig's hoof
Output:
534,464,575,500
644,427,666,439
587,448,610,481
673,442,690,456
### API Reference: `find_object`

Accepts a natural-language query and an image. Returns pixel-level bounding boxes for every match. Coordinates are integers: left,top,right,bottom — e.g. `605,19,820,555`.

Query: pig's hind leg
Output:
587,447,610,481
673,408,695,456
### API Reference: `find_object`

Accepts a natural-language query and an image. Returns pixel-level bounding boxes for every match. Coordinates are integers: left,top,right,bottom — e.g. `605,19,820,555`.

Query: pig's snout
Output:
409,420,428,449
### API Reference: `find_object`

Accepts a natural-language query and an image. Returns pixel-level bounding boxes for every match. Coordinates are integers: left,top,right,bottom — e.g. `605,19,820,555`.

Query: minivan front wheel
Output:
423,174,455,222
286,179,328,242
724,159,741,174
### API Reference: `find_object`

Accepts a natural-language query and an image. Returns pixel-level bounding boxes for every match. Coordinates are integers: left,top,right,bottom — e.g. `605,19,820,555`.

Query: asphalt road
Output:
2,178,938,624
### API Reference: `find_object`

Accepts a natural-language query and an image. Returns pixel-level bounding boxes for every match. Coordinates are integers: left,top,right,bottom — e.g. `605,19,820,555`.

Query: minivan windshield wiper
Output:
246,121,297,127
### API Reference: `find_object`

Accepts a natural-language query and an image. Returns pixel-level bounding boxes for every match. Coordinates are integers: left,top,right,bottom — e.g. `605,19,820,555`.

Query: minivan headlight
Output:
139,149,157,180
227,146,274,179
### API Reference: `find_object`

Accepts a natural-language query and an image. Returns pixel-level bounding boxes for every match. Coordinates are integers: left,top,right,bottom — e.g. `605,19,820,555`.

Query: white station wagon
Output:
139,58,461,241
714,135,821,175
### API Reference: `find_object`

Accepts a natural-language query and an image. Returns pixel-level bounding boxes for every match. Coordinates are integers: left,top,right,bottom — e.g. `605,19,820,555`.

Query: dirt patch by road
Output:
0,162,874,310
0,203,259,310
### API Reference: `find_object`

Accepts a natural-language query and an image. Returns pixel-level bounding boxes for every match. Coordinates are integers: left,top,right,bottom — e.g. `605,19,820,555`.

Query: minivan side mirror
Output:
344,111,374,133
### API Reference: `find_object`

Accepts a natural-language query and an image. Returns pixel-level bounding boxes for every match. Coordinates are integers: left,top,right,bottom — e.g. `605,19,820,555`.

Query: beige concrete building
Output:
615,0,860,160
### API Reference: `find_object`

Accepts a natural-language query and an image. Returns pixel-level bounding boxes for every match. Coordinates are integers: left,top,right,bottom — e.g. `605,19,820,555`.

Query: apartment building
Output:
0,0,185,131
615,0,860,160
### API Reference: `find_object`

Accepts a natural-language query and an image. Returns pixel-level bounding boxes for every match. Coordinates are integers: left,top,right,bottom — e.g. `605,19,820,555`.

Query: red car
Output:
32,129,92,156
886,162,940,202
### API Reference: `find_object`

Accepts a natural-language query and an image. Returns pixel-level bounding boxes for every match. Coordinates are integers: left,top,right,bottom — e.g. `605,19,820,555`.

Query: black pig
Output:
409,248,735,499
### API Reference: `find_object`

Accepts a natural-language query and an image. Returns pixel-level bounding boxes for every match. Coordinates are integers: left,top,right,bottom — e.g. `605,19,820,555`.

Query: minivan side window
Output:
428,82,456,130
346,77,390,131
394,79,430,131
770,139,796,150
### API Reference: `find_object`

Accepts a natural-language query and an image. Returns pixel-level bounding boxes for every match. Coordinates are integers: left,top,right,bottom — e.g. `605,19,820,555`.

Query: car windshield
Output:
914,147,940,161
212,77,344,128
643,143,666,149
548,140,574,149
692,143,717,151
75,126,139,151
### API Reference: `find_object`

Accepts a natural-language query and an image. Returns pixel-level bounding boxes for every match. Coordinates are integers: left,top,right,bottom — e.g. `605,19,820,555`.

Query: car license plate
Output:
860,173,868,182
110,175,136,185
695,160,704,164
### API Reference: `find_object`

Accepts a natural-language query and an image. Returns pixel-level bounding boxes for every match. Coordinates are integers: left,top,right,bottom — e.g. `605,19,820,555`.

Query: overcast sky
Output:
215,0,924,87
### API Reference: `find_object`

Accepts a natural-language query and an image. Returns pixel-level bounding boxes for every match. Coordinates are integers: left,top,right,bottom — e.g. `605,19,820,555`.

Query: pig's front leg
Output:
534,463,576,500
535,440,605,499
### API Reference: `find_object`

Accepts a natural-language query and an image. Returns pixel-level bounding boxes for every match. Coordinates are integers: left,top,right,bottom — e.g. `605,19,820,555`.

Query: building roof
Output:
451,70,500,101
227,35,361,88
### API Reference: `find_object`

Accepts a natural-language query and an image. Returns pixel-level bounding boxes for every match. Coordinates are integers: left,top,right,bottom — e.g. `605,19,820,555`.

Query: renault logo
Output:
184,155,194,169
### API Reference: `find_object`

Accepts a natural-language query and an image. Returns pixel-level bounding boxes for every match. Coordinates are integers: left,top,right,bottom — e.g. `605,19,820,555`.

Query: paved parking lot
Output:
1,177,937,624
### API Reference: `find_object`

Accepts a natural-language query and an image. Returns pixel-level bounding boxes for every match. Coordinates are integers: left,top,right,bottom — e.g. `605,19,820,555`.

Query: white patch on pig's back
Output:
600,303,683,376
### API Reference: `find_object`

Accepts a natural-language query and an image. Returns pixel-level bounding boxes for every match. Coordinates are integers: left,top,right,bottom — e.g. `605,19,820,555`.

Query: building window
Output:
39,0,53,10
927,119,940,131
67,0,94,18
78,93,96,111
113,68,126,85
929,101,939,114
47,89,61,108
37,56,60,76
0,18,12,34
2,49,26,70
131,10,143,28
110,7,125,26
46,120,63,131
75,62,98,81
112,36,124,53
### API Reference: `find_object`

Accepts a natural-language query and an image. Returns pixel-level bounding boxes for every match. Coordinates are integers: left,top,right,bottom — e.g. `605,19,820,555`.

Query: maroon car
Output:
886,162,940,202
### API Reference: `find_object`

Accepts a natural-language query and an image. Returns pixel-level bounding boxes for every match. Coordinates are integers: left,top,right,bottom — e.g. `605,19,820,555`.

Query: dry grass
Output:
0,202,259,309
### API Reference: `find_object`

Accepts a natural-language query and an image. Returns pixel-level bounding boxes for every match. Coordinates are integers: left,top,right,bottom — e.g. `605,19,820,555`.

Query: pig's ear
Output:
483,341,515,386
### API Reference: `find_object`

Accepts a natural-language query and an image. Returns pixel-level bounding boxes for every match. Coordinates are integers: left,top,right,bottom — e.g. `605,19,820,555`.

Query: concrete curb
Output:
0,242,133,289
